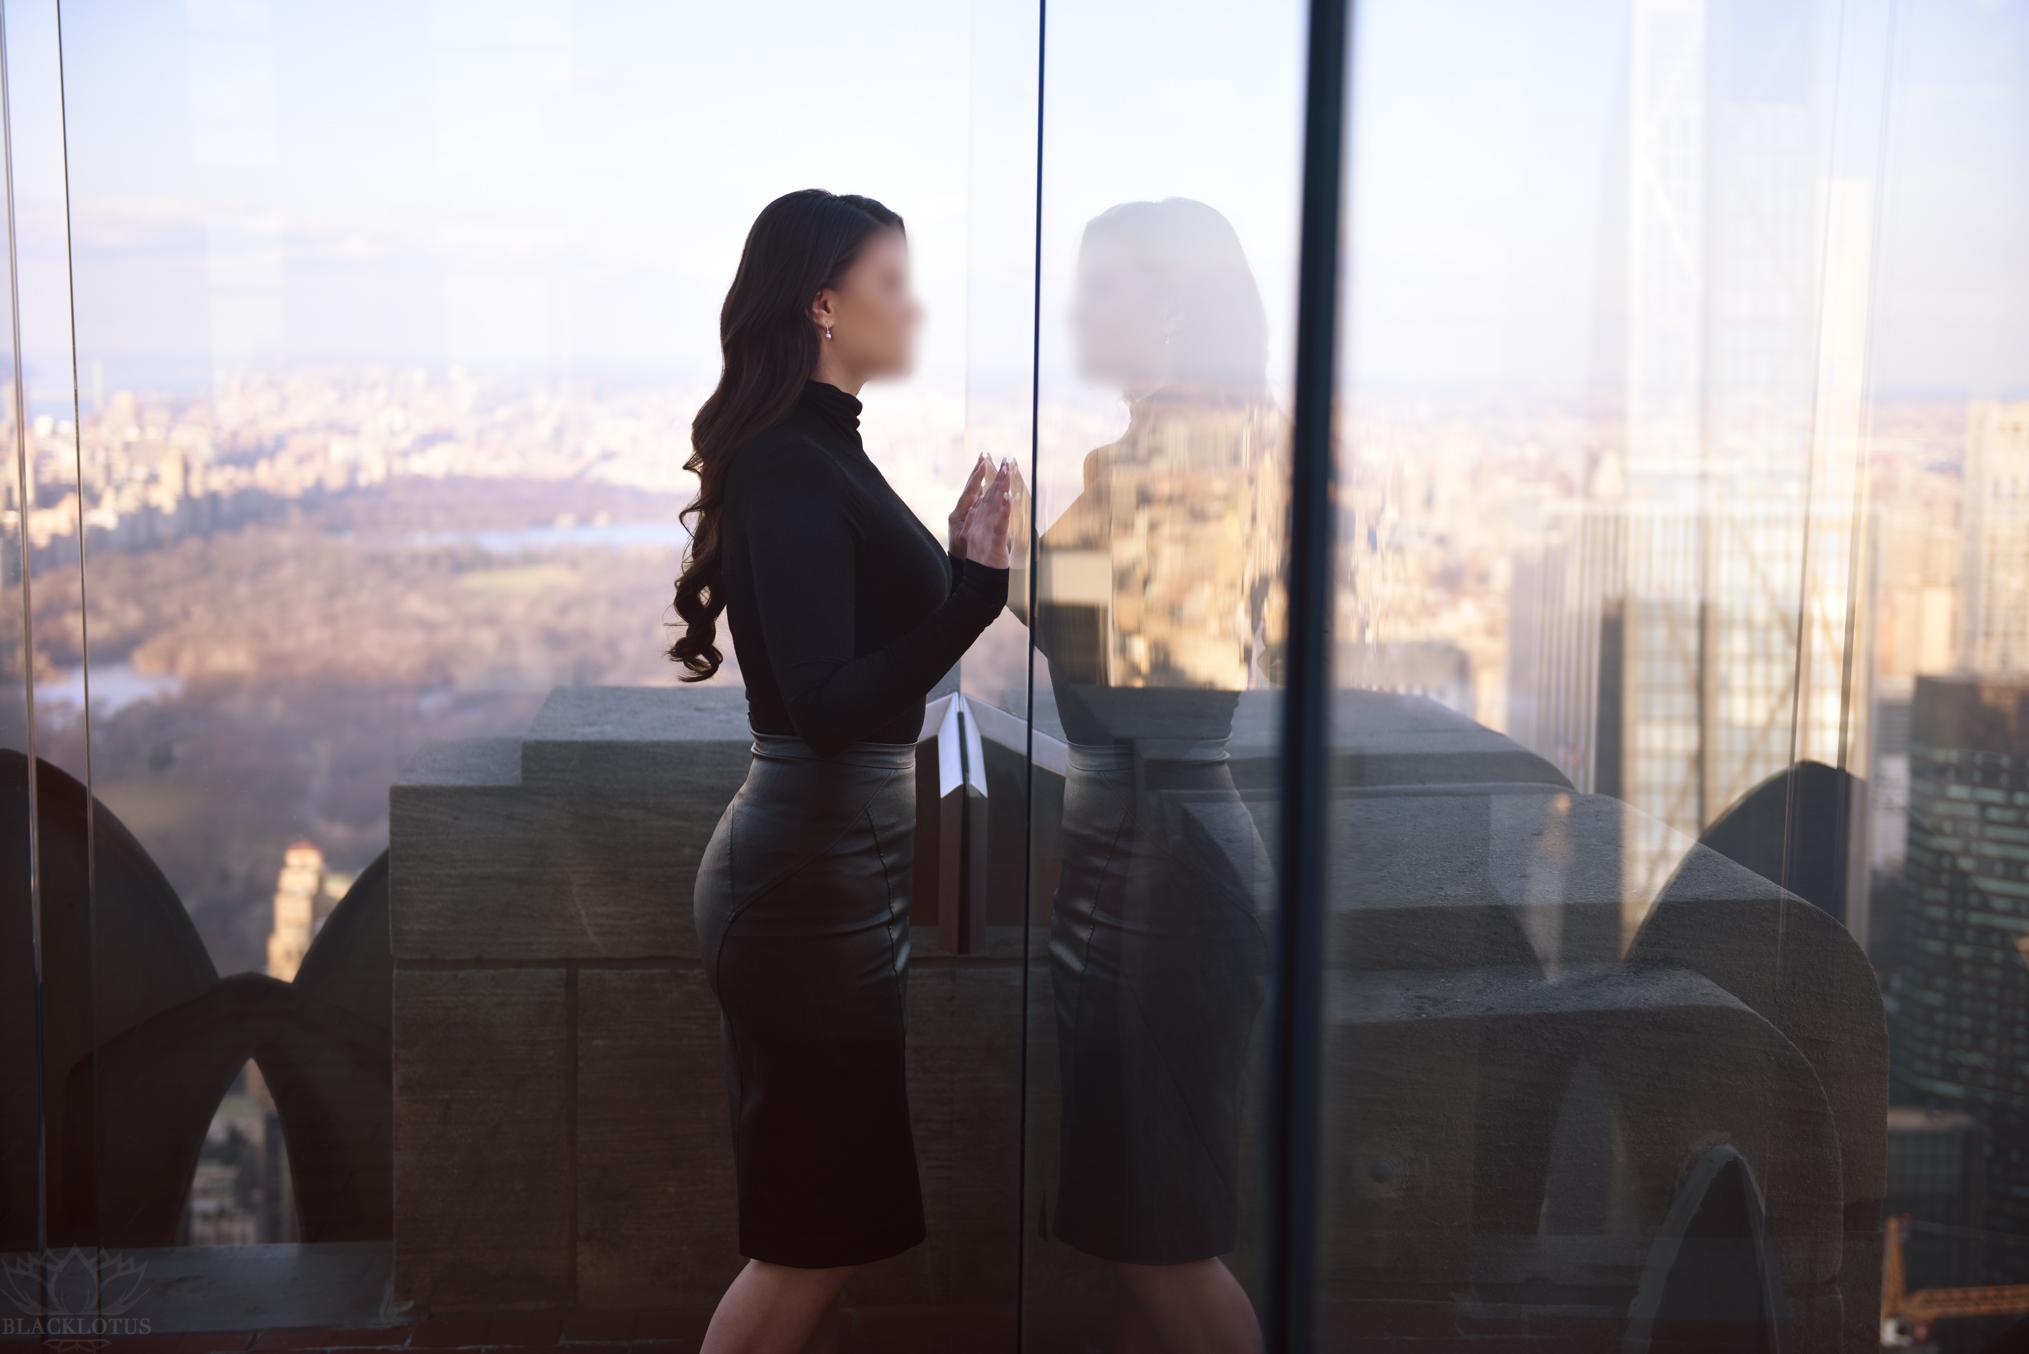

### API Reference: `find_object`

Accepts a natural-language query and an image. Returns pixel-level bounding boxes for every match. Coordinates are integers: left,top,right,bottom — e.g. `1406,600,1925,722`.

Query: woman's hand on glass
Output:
948,454,993,559
960,458,1016,569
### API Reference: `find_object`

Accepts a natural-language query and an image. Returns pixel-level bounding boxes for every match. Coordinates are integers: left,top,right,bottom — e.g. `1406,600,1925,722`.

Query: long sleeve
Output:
742,443,1009,756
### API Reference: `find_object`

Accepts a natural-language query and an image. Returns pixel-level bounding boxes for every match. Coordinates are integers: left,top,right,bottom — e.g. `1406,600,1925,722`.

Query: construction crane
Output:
1881,1214,2029,1347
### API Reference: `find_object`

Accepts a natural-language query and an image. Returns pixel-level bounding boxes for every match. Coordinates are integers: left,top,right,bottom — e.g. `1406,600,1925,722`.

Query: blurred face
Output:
1072,227,1166,394
814,227,919,381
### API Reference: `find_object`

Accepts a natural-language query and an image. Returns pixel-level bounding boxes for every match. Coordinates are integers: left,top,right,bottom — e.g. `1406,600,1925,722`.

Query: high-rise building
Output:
248,839,352,1242
1620,0,1841,500
1623,0,1708,491
1505,0,1875,924
1891,675,2029,1273
1507,496,1865,912
265,839,331,983
1960,401,2029,677
1871,684,1916,871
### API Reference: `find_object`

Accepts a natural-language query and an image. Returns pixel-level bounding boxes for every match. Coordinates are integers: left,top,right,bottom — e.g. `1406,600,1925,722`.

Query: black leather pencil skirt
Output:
1049,740,1272,1264
693,732,926,1268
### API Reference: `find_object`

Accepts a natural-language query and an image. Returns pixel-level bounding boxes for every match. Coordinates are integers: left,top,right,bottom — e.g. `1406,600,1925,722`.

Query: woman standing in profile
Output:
670,189,1012,1354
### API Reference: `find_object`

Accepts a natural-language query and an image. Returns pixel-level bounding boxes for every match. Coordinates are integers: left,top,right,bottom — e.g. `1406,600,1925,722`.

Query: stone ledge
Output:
383,684,1888,1349
390,688,754,965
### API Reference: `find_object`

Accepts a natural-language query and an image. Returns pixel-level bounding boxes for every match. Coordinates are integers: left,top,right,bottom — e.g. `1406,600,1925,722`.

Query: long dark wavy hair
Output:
667,189,904,679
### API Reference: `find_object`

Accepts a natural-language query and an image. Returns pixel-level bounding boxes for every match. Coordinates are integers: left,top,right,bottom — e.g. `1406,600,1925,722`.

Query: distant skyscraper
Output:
1960,401,2029,677
250,837,352,1242
1507,497,1858,910
1891,675,2029,1274
1509,0,1873,922
265,839,331,983
1871,684,1915,871
1619,0,1833,498
1623,0,1708,490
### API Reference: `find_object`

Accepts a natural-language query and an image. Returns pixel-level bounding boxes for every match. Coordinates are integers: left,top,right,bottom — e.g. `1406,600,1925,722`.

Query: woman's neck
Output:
812,350,865,397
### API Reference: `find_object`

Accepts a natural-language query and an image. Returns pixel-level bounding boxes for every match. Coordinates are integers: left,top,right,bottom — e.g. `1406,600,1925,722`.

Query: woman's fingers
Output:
971,461,1014,510
960,453,991,501
949,454,993,555
959,454,992,511
962,460,1016,567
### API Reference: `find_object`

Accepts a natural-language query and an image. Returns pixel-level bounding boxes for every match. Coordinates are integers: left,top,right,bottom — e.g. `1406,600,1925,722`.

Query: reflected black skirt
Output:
693,733,926,1268
1049,741,1272,1264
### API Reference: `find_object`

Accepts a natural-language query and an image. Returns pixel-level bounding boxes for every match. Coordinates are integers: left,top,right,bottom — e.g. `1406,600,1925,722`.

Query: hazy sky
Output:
1343,0,2029,399
4,0,2023,408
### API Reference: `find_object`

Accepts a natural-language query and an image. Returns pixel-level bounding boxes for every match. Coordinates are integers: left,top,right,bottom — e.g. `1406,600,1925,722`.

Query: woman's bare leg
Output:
1113,1273,1167,1353
1111,1259,1262,1354
700,1260,855,1354
797,1292,843,1354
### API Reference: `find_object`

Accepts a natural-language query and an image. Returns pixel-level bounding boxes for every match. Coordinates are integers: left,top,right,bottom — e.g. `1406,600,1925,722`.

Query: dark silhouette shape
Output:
1671,759,1860,921
3,748,217,1248
1624,1147,1782,1353
61,963,391,1244
1637,762,1888,1352
296,851,392,1030
1,750,391,1246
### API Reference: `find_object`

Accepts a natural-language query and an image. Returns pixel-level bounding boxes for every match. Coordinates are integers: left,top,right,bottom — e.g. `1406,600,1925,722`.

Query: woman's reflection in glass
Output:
1021,198,1285,1354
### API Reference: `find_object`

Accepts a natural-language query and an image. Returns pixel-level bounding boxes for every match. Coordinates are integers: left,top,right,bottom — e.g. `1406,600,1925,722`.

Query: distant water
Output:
39,662,183,714
402,520,688,553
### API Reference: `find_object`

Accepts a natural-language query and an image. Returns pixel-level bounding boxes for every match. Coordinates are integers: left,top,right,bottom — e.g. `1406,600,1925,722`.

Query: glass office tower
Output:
2,1,2024,1350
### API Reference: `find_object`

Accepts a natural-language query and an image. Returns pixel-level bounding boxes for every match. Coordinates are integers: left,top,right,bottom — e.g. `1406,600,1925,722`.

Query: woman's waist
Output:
721,731,918,837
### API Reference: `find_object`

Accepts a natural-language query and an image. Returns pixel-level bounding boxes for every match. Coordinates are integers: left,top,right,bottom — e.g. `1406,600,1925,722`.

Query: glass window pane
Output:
3,0,93,1267
1324,1,2028,1350
1020,2,1307,1347
42,0,1012,1342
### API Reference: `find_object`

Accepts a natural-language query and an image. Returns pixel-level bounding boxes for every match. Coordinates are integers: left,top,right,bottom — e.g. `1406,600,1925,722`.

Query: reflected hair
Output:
667,189,904,679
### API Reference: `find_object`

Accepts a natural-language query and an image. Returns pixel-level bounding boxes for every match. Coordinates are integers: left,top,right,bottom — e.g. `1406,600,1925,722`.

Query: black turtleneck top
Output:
718,380,1010,757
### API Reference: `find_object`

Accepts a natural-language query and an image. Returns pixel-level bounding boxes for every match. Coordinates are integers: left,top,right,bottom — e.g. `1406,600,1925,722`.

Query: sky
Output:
1342,0,2029,399
1,0,2023,410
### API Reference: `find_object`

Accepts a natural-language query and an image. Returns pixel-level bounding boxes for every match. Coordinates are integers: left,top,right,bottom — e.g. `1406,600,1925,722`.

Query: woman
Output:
671,188,1012,1354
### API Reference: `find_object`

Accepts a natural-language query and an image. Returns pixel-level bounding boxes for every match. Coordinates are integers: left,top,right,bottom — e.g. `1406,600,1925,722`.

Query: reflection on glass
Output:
1022,199,1284,1350
3,0,98,1260
1324,0,2028,1350
0,13,35,1256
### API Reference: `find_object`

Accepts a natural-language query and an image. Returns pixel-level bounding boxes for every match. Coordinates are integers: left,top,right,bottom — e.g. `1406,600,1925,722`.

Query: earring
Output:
824,326,833,341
